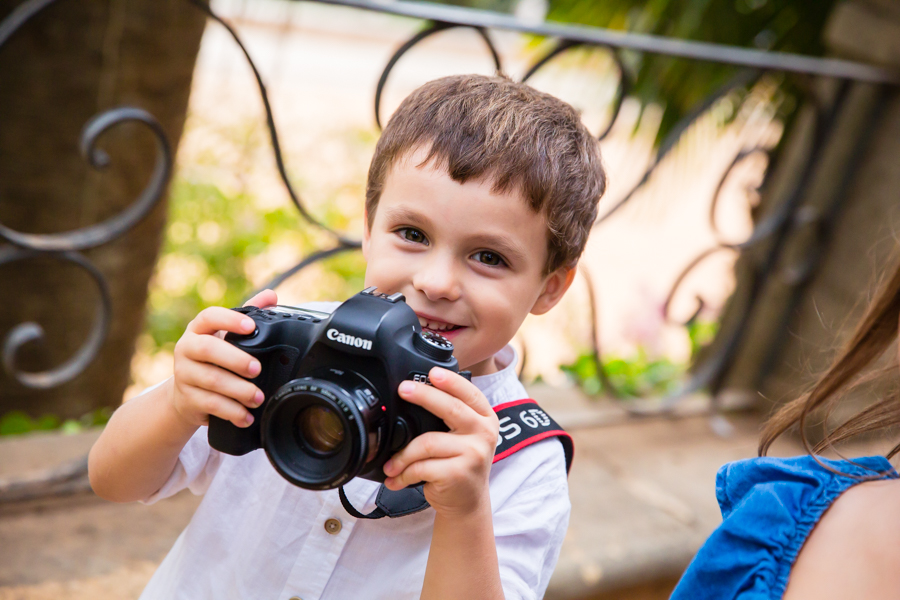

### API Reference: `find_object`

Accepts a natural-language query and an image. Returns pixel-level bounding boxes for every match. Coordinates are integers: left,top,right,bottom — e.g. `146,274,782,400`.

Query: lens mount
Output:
261,377,370,490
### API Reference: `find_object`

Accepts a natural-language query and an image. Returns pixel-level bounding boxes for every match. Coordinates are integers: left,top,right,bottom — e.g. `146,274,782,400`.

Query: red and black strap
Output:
492,399,573,474
341,399,573,519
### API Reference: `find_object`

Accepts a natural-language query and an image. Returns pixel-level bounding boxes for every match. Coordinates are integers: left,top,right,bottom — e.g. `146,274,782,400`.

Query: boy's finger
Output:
427,367,494,418
187,306,257,337
397,380,481,432
179,334,262,380
243,289,277,309
383,457,449,491
185,385,255,428
383,431,459,478
179,361,263,410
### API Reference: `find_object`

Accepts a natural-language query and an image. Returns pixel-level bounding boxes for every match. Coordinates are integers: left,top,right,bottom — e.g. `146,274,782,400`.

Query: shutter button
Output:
324,518,342,535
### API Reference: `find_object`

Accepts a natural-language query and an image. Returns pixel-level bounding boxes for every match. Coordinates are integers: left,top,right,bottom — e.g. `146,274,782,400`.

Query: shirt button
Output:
324,518,342,535
289,597,303,600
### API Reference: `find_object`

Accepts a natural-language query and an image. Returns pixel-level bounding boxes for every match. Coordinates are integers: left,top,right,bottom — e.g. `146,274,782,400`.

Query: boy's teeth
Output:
418,317,458,332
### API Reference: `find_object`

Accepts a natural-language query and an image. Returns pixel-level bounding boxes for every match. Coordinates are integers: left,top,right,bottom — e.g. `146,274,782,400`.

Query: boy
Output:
89,74,606,599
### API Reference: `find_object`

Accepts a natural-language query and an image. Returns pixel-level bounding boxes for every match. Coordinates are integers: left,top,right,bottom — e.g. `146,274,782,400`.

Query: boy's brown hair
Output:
365,74,606,275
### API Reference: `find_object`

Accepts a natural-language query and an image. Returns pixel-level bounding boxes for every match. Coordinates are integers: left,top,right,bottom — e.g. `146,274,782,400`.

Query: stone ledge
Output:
0,389,802,599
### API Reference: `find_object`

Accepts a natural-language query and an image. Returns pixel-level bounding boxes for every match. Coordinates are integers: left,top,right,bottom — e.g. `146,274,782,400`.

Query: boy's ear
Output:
530,264,577,316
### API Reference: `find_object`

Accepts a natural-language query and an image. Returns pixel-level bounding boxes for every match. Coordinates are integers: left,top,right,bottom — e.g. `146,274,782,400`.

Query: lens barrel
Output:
261,372,382,490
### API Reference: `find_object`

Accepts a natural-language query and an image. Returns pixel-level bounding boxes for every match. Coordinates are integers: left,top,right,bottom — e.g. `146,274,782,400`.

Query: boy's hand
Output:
383,367,500,517
169,289,278,429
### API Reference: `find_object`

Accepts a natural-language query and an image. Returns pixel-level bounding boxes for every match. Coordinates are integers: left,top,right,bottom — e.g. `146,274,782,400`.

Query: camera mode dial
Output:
413,330,453,362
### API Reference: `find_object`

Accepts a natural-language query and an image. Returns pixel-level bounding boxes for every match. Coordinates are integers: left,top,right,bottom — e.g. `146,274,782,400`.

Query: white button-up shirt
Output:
139,344,570,600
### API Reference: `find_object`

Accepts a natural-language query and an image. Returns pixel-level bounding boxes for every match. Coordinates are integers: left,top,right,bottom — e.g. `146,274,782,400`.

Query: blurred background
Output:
1,0,899,598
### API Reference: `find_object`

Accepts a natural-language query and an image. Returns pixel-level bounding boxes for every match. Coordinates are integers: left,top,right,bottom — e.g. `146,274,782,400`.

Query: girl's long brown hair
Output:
759,255,900,458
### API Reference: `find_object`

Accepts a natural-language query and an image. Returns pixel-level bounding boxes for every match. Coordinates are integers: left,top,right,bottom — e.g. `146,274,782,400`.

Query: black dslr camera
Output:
209,287,467,490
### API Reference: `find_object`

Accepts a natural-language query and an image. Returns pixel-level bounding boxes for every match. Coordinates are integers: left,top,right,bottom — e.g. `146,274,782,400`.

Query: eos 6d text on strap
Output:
492,399,573,474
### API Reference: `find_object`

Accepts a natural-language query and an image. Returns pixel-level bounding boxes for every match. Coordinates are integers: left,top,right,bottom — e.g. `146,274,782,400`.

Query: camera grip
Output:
208,344,301,455
209,413,263,455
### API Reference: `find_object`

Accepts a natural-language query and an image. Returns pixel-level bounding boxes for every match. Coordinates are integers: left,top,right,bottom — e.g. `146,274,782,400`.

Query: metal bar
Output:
299,0,900,85
187,0,361,247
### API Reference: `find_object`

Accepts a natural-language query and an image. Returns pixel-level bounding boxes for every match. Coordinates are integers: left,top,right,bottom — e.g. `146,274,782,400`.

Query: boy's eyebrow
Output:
382,206,432,229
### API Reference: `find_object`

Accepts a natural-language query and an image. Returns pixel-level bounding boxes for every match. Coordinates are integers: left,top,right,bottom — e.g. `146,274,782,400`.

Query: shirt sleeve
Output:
140,425,221,504
489,437,571,600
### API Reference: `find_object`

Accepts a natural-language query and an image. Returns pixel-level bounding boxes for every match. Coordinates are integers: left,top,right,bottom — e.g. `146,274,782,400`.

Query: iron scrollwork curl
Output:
180,0,366,300
2,0,177,391
595,68,761,226
373,20,504,130
521,40,629,141
0,248,112,390
662,146,771,329
186,0,361,249
0,106,172,388
0,108,172,253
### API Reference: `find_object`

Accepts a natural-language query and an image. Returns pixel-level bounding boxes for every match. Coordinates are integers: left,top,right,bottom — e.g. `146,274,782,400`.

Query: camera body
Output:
209,287,466,490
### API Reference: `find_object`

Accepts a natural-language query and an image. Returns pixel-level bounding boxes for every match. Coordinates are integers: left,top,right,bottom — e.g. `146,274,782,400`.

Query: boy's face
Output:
363,149,574,377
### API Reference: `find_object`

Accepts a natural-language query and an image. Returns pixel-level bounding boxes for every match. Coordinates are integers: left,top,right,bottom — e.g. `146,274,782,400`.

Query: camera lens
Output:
296,405,345,454
261,372,384,490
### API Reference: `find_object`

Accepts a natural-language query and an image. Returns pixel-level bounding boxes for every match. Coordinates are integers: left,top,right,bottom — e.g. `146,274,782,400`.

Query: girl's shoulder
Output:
670,454,898,600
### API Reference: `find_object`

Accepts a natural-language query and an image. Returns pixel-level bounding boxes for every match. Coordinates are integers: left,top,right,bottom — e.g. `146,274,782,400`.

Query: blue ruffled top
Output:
669,455,898,600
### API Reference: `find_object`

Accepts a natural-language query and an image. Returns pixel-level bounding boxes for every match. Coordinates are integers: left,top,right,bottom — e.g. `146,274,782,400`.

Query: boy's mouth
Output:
417,315,465,337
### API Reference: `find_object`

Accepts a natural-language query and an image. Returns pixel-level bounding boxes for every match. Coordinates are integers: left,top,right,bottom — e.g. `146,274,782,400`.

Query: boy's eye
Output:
473,251,505,267
397,228,428,245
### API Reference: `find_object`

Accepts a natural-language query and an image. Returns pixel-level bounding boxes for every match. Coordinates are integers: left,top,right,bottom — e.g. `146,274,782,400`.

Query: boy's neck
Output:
466,355,499,378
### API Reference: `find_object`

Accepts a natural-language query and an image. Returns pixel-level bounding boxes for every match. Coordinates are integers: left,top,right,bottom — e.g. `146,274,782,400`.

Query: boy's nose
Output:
412,254,461,302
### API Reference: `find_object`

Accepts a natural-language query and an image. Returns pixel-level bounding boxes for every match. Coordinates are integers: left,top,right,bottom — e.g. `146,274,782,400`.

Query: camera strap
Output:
339,399,573,520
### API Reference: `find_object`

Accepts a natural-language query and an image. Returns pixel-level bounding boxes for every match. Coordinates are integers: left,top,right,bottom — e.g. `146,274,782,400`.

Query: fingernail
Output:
242,318,255,332
429,367,445,381
249,360,261,376
244,414,254,427
383,459,394,474
399,381,415,395
253,390,264,405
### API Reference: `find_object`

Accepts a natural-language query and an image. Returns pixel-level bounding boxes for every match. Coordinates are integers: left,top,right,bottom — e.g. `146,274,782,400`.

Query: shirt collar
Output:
471,345,525,407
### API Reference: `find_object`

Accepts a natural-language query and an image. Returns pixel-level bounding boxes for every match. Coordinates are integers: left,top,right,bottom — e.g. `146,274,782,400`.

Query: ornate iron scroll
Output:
0,104,171,389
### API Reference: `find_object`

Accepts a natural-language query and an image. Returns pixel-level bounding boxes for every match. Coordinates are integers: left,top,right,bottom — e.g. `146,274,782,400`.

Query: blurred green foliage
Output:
145,177,366,352
0,407,111,436
561,350,683,397
562,319,719,398
686,318,718,361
